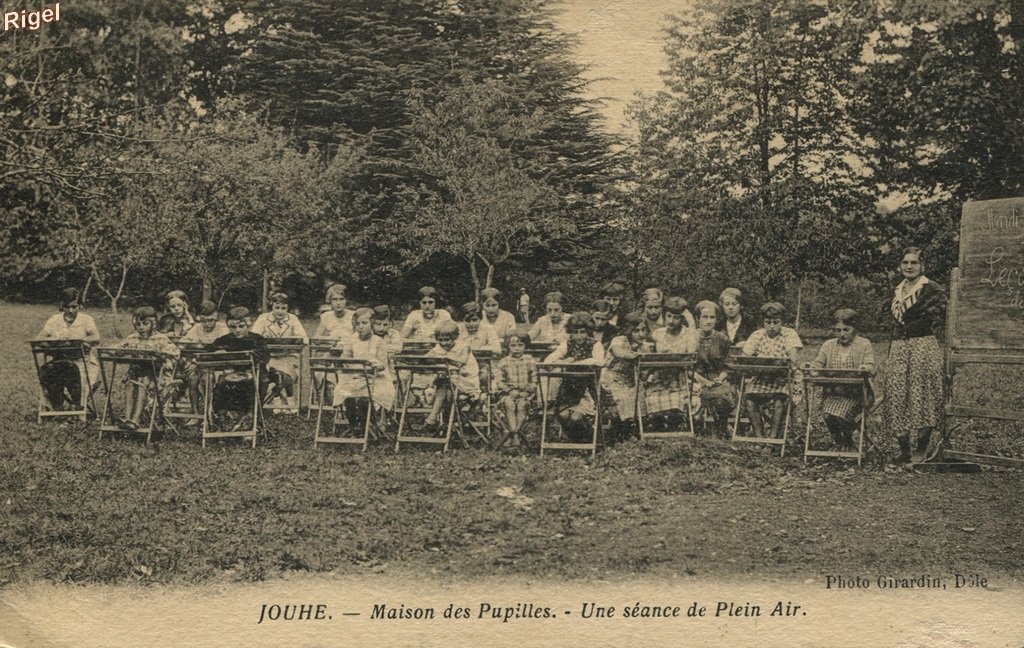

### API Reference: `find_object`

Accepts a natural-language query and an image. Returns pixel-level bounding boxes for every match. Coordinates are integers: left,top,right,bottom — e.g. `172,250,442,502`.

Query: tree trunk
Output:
478,253,495,295
110,262,130,316
794,280,803,330
81,273,93,305
468,257,482,303
201,270,214,304
260,270,270,313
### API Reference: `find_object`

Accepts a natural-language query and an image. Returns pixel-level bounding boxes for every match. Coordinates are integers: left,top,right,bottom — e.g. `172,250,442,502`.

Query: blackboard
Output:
958,197,1024,350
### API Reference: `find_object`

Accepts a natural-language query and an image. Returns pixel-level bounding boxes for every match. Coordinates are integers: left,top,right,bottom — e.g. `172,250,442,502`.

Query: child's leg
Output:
823,413,847,446
744,397,764,436
187,367,202,414
123,380,136,423
425,383,449,426
344,397,369,429
769,395,786,437
131,377,152,423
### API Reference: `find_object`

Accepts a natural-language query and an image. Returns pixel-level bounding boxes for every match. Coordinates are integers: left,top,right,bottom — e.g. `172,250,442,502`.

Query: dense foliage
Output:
2,0,1023,326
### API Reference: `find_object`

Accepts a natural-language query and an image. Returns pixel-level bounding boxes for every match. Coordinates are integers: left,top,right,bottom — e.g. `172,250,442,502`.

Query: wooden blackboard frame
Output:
942,198,1024,466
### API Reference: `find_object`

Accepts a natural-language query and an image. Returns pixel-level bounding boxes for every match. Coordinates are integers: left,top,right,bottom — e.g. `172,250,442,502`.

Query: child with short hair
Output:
36,288,102,411
251,291,308,407
644,297,698,431
693,300,736,439
591,299,616,349
333,307,395,431
741,301,803,438
115,306,180,429
423,321,480,432
165,290,195,338
544,312,605,441
156,314,178,336
480,288,518,340
458,302,502,354
314,284,353,341
493,331,538,442
717,287,756,345
528,291,568,344
371,305,404,357
179,301,228,416
600,281,627,329
401,286,453,342
210,307,270,424
808,308,876,449
602,312,652,439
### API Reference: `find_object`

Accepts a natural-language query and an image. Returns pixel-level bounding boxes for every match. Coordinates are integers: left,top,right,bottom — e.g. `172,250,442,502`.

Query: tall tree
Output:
627,0,875,299
402,81,568,299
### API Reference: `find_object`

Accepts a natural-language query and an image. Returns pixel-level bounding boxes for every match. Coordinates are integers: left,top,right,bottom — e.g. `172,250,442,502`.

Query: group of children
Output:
36,281,876,451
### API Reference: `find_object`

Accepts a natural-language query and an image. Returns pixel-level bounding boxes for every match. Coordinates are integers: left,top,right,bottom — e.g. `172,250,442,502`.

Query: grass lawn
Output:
1,303,1022,587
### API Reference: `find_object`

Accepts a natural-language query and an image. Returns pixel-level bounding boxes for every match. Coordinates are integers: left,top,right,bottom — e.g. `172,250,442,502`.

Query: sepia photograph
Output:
1,1,1022,646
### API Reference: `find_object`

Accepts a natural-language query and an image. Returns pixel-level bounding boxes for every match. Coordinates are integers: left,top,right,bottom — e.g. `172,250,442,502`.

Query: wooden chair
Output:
305,337,339,418
263,337,305,413
538,362,603,457
635,352,697,440
164,341,208,427
310,357,380,451
464,349,496,446
393,355,461,452
729,356,792,456
195,350,262,448
29,340,95,423
95,347,173,444
802,367,872,466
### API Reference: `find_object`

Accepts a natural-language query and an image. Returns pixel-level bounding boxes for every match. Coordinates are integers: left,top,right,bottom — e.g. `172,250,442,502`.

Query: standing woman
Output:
882,247,947,464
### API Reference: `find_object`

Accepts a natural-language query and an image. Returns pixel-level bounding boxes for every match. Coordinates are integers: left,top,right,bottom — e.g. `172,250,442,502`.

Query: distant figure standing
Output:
518,288,531,325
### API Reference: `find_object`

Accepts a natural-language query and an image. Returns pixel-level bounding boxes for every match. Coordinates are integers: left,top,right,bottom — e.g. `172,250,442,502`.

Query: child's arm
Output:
543,340,568,363
741,331,761,356
573,341,605,366
528,317,544,342
860,338,877,376
484,325,502,354
809,341,829,370
608,336,638,361
293,316,309,343
400,312,418,339
82,315,101,345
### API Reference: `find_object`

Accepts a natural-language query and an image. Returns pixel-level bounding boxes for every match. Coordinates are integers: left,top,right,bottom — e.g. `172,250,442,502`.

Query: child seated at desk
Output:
209,307,270,425
808,308,876,450
422,322,480,433
333,307,395,431
644,297,699,432
178,301,228,416
740,301,802,438
544,312,605,441
251,291,308,407
115,306,180,429
693,300,736,439
602,312,651,439
493,331,538,441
